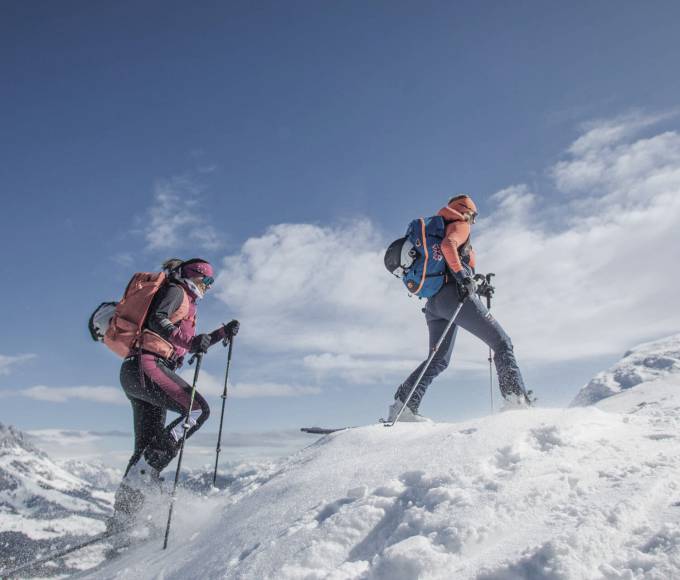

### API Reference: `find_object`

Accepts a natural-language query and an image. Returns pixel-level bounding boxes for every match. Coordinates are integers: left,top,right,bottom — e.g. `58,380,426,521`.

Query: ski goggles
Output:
201,276,215,287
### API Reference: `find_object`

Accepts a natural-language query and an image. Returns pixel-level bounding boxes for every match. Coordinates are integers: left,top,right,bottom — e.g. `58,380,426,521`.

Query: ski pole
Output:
212,336,234,487
163,352,203,550
485,273,495,413
385,296,467,427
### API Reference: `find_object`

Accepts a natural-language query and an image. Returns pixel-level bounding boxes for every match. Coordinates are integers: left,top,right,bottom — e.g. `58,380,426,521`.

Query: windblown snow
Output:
75,335,680,579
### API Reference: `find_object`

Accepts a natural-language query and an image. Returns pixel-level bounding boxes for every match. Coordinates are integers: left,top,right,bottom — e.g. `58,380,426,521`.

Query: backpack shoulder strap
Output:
167,283,192,324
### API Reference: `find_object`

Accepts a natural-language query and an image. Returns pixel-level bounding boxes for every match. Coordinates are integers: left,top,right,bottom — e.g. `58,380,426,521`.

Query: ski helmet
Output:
180,258,215,282
384,236,416,278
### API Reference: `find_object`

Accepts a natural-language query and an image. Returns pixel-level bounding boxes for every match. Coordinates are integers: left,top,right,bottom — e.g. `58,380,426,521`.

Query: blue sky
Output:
2,1,680,465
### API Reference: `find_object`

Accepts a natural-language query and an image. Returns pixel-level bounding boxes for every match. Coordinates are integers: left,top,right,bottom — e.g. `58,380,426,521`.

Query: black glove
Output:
458,275,477,298
224,319,240,338
190,333,211,354
209,320,240,345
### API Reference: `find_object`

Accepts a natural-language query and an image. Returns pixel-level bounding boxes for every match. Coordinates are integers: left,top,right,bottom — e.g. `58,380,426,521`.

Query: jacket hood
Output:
438,195,477,222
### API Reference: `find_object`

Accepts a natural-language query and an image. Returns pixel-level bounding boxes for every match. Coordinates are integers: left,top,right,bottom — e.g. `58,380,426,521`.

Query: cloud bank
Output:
1,385,126,405
180,369,321,399
214,113,680,385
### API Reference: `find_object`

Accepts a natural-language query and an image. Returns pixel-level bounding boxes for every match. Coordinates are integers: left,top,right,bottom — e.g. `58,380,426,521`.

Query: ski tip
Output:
300,426,354,435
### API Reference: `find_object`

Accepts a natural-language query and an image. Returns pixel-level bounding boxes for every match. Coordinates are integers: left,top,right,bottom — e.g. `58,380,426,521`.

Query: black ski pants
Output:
120,353,210,474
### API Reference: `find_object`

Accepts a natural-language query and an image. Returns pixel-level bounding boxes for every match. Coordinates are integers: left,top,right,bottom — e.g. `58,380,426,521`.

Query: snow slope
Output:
571,333,680,406
0,423,114,574
82,376,680,578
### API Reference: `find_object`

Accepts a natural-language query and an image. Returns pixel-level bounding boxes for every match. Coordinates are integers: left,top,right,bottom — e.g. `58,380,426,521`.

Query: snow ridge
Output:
571,333,680,406
86,378,680,579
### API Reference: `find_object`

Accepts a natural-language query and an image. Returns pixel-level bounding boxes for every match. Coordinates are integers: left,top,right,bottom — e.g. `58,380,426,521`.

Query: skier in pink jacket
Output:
110,258,239,530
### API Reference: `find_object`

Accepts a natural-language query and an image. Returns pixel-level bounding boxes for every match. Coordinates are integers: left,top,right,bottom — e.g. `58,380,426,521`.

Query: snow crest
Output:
84,379,680,580
571,333,680,406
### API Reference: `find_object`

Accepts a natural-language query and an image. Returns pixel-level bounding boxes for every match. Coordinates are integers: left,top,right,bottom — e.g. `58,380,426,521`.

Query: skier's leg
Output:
394,294,459,412
137,355,210,472
453,293,527,399
120,358,156,474
114,360,169,525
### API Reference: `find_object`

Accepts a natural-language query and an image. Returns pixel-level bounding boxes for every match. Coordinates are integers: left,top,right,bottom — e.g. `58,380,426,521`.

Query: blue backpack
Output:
384,216,448,298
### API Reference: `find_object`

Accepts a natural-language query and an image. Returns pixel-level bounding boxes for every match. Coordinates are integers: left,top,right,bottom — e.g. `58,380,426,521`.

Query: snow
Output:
571,333,680,406
80,372,680,578
4,334,680,579
0,423,114,573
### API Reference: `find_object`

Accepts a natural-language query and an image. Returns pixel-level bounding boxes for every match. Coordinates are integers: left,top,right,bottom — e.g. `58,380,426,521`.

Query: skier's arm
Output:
441,221,471,280
147,285,193,348
467,248,476,273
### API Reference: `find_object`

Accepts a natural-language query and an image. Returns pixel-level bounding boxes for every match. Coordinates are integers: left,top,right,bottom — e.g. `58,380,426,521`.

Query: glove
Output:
224,319,240,338
209,320,240,345
190,333,211,354
455,274,477,298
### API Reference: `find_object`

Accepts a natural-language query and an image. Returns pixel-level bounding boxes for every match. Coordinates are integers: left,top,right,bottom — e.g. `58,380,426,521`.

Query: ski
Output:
0,524,142,578
300,426,352,434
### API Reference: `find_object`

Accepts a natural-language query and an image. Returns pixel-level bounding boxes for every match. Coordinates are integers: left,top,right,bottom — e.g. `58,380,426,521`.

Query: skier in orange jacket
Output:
387,195,530,422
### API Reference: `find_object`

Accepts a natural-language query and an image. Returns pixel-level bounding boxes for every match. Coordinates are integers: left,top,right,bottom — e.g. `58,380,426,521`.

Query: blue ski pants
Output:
395,282,526,411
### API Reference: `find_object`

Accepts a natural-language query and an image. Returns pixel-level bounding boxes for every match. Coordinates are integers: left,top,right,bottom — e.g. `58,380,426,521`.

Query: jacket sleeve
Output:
441,221,471,277
146,285,185,339
468,248,476,272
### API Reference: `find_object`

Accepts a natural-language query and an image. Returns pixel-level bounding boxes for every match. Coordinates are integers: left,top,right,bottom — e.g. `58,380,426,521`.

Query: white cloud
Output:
302,353,483,384
477,113,680,361
145,175,221,252
303,353,419,384
213,113,680,378
566,112,666,157
214,220,425,358
7,385,127,405
0,353,35,375
180,369,321,399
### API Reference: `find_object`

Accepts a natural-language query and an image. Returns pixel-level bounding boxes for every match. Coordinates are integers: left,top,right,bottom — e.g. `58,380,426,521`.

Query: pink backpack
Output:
89,272,168,358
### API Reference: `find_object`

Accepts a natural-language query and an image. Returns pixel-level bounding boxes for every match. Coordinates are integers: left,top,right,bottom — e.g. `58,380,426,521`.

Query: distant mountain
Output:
571,333,680,406
0,422,114,575
60,459,121,492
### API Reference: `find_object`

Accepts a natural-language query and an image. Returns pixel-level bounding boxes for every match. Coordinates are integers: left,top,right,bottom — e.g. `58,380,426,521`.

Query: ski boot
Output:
500,388,535,411
385,400,433,423
106,456,164,537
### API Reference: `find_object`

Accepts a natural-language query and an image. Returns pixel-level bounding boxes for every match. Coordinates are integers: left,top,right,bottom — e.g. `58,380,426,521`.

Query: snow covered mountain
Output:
76,337,680,580
571,333,680,406
0,422,114,575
